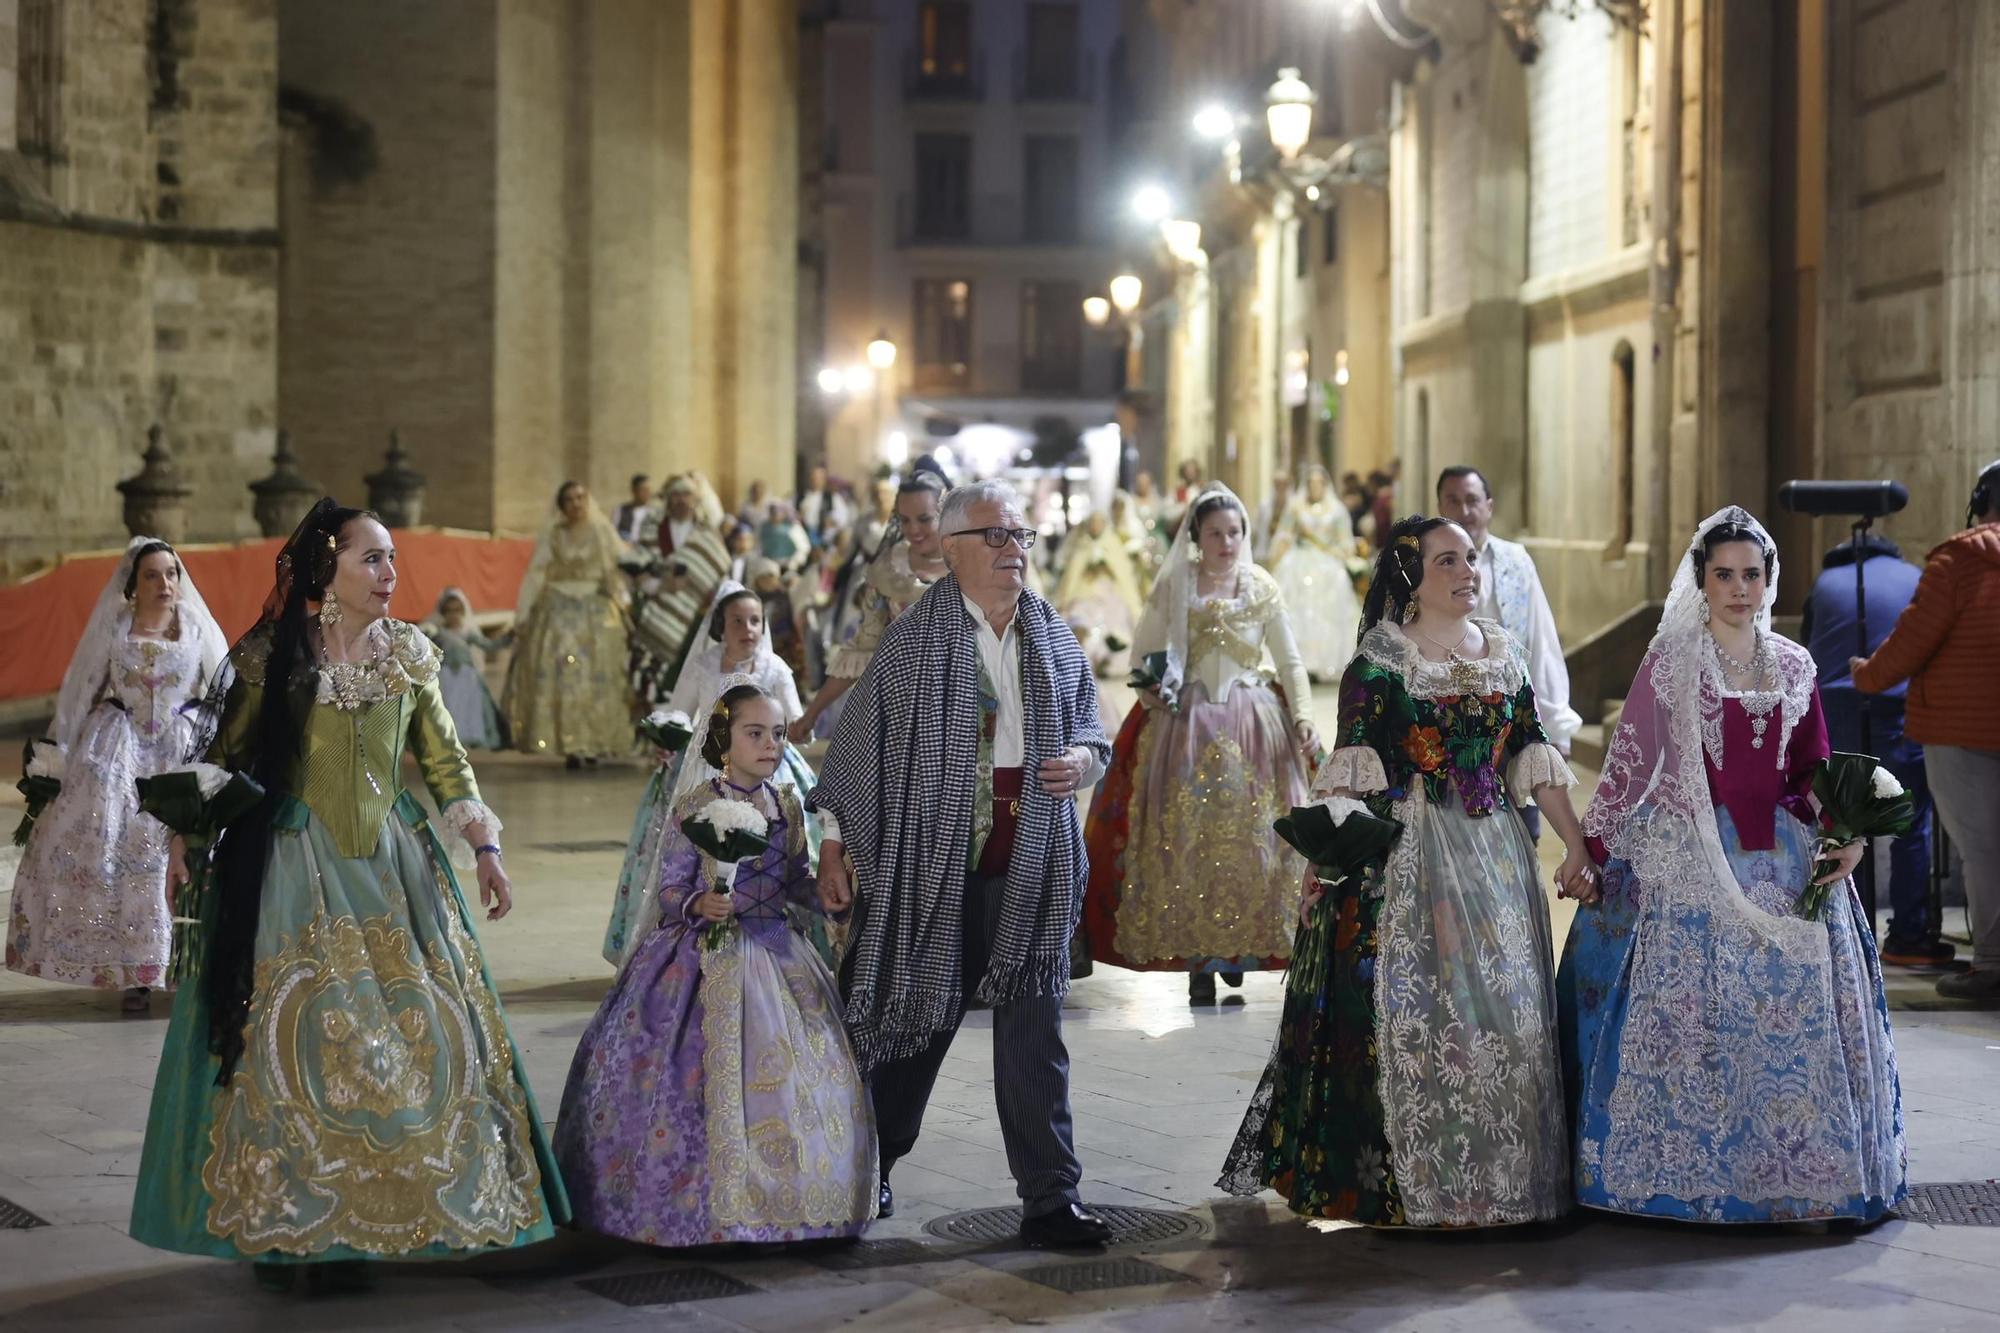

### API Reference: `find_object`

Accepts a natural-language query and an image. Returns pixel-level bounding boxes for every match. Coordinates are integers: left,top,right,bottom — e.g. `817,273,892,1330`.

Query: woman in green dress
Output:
131,499,568,1287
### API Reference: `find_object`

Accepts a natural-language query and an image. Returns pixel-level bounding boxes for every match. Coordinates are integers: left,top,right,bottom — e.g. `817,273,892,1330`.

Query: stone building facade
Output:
1117,0,2000,701
1,0,800,576
0,0,280,578
1121,0,1399,509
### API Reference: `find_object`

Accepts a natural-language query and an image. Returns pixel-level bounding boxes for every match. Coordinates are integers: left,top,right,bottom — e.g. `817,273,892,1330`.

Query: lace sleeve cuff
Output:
436,797,504,854
1315,746,1388,796
1507,742,1576,804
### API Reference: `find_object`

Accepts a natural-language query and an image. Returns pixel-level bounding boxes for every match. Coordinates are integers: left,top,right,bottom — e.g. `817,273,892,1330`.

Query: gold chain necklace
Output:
1413,621,1482,693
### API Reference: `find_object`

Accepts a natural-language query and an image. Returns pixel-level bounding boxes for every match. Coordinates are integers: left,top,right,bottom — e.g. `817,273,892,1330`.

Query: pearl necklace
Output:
1708,629,1778,749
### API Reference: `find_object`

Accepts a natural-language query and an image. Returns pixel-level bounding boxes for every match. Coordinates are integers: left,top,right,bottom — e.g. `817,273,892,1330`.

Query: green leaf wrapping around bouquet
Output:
134,770,267,848
1286,895,1333,999
1126,650,1170,691
1273,802,1404,886
682,820,772,867
12,779,60,848
637,715,694,753
13,738,60,846
1810,751,1916,842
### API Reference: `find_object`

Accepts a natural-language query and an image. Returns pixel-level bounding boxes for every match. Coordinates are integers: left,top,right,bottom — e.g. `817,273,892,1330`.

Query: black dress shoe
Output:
1021,1202,1113,1249
1189,972,1216,1004
1221,970,1244,988
877,1179,894,1219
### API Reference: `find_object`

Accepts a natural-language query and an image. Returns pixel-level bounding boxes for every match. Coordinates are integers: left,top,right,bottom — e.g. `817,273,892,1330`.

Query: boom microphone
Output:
1777,479,1909,518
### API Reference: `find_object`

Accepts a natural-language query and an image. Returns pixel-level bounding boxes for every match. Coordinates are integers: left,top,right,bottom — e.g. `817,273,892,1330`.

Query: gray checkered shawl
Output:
811,575,1109,1074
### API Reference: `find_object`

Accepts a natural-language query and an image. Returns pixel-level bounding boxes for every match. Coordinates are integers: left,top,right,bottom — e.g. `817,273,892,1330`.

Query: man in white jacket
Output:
1437,466,1582,838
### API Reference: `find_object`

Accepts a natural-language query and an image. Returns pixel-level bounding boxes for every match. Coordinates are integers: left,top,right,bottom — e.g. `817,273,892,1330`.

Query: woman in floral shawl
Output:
1220,515,1595,1228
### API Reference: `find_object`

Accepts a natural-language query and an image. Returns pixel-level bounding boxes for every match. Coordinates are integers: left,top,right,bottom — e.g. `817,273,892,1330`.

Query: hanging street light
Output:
1082,295,1112,328
1130,183,1172,224
866,331,898,371
1191,103,1236,141
816,367,846,395
1249,69,1388,199
1160,218,1204,265
1265,67,1316,162
1108,273,1144,315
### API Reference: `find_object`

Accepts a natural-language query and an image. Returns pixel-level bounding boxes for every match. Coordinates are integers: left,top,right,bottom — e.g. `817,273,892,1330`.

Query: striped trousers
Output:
866,871,1084,1217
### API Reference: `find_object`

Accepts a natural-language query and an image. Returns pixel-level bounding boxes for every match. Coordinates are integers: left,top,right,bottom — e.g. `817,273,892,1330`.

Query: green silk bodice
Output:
213,620,482,857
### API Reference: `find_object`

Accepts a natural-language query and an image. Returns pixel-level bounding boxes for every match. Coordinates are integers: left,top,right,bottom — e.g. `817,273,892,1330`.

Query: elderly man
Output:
813,480,1114,1248
1436,466,1582,838
1854,460,2000,1003
631,475,731,703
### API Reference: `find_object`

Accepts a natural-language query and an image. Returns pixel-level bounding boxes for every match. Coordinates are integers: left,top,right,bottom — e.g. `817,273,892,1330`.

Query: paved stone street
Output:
2,683,1998,1331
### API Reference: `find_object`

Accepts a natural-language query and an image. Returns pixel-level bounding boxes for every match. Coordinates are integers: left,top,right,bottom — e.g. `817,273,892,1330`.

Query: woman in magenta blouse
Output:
1557,507,1905,1224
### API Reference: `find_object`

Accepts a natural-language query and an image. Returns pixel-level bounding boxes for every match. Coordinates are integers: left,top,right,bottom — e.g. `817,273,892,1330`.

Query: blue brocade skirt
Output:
1557,806,1906,1223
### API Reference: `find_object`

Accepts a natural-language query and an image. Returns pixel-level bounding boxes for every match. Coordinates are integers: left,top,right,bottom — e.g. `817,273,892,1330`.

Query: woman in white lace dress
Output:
8,539,229,1011
1269,465,1363,679
1220,515,1595,1227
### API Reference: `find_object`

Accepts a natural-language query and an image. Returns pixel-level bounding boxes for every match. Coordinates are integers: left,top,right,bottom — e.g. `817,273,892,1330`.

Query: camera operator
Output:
1852,461,2000,1003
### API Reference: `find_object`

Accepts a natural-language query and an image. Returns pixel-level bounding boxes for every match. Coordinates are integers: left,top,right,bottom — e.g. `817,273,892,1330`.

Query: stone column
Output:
688,0,799,509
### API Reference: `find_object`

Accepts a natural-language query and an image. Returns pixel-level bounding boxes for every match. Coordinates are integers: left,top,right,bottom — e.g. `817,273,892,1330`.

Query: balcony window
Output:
1023,3,1079,100
1022,136,1078,244
1020,280,1082,393
913,133,972,241
912,1,976,98
914,278,974,390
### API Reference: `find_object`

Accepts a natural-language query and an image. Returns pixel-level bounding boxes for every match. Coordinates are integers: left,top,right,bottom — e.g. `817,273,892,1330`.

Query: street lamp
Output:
866,331,898,371
1257,69,1388,195
1082,295,1111,328
1265,67,1316,162
1130,184,1172,224
1108,273,1143,316
842,365,875,395
816,366,845,395
1160,219,1204,265
1191,103,1236,141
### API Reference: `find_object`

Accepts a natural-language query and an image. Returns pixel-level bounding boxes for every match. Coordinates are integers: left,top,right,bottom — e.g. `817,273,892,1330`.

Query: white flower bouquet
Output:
637,708,694,755
1801,752,1915,921
684,798,772,950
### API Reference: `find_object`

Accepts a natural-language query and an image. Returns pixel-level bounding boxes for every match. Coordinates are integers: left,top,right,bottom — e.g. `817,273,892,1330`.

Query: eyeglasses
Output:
944,526,1038,549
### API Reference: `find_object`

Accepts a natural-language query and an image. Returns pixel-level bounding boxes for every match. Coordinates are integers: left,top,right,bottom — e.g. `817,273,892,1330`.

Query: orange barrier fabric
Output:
0,530,535,703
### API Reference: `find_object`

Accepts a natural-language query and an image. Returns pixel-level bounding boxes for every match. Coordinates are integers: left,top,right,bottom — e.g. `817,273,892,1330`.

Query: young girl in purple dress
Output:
555,681,877,1246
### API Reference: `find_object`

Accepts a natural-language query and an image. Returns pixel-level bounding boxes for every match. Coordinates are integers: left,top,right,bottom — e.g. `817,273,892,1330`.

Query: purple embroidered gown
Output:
554,778,877,1246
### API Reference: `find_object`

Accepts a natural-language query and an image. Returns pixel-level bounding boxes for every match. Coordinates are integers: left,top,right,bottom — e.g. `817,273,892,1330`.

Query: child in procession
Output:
555,682,876,1247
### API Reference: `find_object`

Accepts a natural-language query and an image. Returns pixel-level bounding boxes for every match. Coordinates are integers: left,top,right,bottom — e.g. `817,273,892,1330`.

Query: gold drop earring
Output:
319,595,343,629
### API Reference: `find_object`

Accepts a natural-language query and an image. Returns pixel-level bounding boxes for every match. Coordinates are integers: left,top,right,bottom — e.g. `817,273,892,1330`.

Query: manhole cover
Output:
806,1237,958,1271
1897,1181,2000,1226
924,1204,1207,1247
0,1197,48,1230
1013,1256,1194,1293
532,840,631,855
575,1267,757,1307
